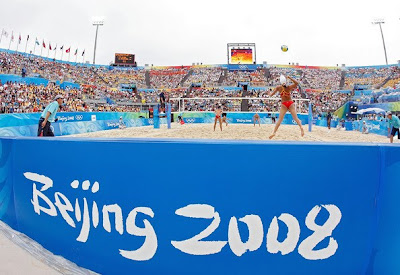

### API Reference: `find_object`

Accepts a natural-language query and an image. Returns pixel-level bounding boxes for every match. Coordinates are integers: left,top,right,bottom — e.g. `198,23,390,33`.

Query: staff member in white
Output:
38,95,63,136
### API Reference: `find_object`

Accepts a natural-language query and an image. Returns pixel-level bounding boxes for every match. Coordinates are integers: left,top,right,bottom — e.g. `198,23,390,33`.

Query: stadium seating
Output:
1,50,399,114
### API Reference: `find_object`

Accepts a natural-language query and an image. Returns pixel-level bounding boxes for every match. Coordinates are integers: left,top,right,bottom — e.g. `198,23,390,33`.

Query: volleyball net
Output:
169,97,311,114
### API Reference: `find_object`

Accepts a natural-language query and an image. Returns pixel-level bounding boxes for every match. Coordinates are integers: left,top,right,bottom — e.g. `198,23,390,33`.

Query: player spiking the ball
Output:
268,75,304,139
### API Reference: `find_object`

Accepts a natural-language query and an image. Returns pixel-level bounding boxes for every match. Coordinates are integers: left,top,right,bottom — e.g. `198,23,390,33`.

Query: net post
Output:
166,103,171,129
153,104,160,129
308,102,312,132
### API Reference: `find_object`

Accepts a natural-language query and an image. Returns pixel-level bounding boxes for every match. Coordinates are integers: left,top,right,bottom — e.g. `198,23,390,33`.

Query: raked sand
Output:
0,221,95,274
70,123,389,143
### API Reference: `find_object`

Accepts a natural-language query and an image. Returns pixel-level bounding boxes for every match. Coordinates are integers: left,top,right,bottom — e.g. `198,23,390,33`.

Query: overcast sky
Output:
1,0,399,67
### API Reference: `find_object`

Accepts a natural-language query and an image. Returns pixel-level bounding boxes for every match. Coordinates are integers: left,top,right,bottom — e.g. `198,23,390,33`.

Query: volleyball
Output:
281,45,288,52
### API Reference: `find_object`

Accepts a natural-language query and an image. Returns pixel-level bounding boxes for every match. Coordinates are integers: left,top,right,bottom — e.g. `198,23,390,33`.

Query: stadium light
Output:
92,17,105,65
372,19,388,65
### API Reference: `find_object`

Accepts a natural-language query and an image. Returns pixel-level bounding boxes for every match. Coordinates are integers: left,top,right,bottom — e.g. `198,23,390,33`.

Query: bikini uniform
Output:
280,88,294,108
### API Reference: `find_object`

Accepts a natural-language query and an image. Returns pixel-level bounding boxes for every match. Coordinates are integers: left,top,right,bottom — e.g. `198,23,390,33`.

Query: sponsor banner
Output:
316,119,339,128
233,118,253,124
179,112,308,126
315,118,387,135
227,64,258,71
57,112,147,123
0,112,147,129
59,119,153,135
352,120,388,136
183,118,204,124
0,138,399,273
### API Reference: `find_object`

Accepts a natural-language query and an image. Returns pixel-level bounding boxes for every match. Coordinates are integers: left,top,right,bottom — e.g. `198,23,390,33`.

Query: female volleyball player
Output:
268,75,304,139
214,105,223,131
222,111,228,126
253,113,261,127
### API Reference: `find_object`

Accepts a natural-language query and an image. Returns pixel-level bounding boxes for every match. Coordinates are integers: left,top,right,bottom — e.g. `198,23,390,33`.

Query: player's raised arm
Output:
287,75,299,90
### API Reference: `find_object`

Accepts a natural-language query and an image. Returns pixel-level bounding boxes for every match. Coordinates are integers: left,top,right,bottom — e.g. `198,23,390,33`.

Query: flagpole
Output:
53,45,57,59
47,44,49,58
61,49,64,61
33,42,36,55
0,29,3,44
8,32,13,50
16,40,19,52
24,37,28,53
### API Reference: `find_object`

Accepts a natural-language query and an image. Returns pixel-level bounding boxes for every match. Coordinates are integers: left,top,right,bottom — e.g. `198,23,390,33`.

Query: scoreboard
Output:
114,53,135,65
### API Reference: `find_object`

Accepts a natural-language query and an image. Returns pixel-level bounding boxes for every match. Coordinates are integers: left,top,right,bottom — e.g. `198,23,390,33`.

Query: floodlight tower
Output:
372,19,388,65
92,17,104,65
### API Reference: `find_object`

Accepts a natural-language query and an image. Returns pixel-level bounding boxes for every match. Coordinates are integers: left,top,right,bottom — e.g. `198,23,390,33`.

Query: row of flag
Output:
37,40,85,56
0,29,85,58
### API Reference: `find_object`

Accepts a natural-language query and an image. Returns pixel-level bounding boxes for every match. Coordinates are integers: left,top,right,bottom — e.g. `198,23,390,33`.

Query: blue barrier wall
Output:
0,112,309,137
0,137,399,274
315,118,389,136
0,112,149,137
352,120,388,136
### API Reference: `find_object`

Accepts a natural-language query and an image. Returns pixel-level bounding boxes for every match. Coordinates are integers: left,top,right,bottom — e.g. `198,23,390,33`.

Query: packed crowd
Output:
0,50,398,115
0,81,143,113
301,68,341,90
269,67,342,91
0,81,87,113
149,67,190,89
222,69,268,86
344,66,398,89
97,68,147,89
383,67,400,89
304,91,350,113
184,67,222,86
0,51,103,85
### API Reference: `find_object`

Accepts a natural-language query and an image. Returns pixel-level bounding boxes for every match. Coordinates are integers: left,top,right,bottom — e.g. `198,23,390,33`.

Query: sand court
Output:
70,123,389,143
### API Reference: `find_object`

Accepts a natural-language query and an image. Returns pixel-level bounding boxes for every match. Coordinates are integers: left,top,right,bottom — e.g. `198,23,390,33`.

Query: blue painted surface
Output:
0,74,81,89
0,137,398,274
315,118,339,128
59,81,80,89
0,74,49,86
227,64,258,71
373,146,400,273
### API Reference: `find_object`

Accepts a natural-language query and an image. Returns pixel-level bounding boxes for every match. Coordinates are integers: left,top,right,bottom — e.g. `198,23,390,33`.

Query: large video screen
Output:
230,49,253,64
115,53,135,65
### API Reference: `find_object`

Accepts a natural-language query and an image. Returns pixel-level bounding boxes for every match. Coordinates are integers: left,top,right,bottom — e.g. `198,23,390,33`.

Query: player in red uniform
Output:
269,75,304,139
214,105,223,131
